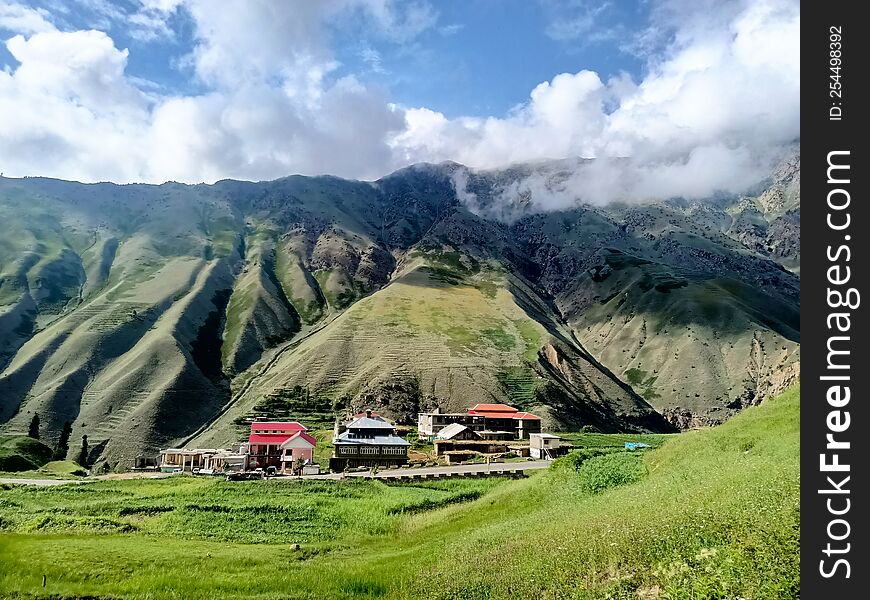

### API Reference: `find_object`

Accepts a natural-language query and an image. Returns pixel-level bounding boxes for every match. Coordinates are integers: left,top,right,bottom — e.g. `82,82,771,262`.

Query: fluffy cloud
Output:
0,29,152,182
0,0,418,182
427,0,800,209
0,0,799,206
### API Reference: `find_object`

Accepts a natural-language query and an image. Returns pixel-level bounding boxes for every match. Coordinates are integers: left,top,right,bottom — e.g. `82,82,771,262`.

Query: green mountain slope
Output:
0,154,799,466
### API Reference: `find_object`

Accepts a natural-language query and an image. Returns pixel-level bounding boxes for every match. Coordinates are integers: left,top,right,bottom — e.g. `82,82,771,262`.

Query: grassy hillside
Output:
0,435,52,472
192,256,670,449
567,249,800,424
1,156,799,463
0,384,799,599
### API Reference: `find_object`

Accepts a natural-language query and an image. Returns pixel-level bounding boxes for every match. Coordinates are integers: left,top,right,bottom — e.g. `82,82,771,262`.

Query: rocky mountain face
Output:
0,153,800,468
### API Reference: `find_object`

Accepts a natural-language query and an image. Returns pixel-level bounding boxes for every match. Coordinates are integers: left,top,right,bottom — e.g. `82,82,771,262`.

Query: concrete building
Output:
434,423,480,441
417,410,480,437
158,421,317,475
159,448,246,473
418,403,542,439
278,432,318,474
468,404,542,439
246,421,310,470
529,433,562,459
331,411,410,471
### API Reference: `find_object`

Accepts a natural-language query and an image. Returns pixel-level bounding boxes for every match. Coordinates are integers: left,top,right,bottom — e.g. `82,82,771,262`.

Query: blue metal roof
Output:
333,432,410,446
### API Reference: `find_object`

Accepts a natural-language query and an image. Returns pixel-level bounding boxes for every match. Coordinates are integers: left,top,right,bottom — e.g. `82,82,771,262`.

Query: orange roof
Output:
468,403,517,413
513,411,541,421
469,411,518,419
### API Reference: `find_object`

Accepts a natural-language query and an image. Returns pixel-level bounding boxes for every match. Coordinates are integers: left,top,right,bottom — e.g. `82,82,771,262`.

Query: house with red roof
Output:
246,422,316,473
418,404,541,439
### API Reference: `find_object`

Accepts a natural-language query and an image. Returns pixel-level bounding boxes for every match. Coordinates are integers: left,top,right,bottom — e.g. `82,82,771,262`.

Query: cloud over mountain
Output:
0,0,798,206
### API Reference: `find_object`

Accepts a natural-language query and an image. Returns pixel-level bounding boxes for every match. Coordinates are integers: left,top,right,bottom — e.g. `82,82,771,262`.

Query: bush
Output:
576,451,647,494
550,447,613,473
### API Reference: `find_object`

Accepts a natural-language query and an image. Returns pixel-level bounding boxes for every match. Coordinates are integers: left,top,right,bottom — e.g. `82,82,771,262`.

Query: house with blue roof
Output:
330,411,410,471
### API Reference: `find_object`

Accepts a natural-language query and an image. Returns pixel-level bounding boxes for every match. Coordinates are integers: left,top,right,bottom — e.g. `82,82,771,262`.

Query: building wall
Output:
418,413,478,436
330,445,409,471
283,448,314,462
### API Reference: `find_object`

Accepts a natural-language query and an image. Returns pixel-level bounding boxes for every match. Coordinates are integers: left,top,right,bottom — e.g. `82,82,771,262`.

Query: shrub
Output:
576,451,647,494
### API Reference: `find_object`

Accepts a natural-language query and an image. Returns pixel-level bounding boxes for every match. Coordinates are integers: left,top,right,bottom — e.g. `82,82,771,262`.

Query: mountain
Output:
0,152,800,468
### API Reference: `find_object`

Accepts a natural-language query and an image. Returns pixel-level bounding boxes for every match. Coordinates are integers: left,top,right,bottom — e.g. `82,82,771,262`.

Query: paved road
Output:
1,461,554,486
0,477,83,486
298,460,553,480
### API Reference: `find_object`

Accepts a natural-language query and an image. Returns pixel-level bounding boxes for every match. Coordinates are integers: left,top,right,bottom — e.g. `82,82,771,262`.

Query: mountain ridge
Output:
0,153,800,468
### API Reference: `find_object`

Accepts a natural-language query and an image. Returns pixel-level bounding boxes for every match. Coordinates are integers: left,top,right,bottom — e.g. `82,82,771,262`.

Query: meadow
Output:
0,385,800,599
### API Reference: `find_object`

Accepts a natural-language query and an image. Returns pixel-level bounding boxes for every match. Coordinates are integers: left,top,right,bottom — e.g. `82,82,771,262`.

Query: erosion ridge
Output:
0,152,800,467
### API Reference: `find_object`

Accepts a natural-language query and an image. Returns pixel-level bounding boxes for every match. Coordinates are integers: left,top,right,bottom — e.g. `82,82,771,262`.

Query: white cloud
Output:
0,29,151,182
543,0,614,43
406,0,799,210
0,1,55,35
0,0,799,206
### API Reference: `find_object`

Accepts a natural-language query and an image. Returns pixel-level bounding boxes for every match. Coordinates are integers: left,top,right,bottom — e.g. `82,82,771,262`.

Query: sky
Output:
0,0,799,203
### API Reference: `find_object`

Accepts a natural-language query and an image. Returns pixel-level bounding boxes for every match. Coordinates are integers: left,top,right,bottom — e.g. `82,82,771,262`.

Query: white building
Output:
529,433,561,459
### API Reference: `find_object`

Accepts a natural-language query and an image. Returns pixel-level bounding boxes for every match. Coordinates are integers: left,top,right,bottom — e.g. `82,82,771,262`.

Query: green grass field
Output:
0,384,799,599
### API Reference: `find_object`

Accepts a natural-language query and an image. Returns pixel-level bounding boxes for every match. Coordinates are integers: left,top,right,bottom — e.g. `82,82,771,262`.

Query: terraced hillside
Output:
0,153,800,467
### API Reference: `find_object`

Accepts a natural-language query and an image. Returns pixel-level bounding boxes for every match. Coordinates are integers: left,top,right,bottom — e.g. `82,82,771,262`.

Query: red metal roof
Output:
249,421,307,432
289,432,317,446
468,403,518,413
468,410,518,419
466,407,541,420
248,433,297,444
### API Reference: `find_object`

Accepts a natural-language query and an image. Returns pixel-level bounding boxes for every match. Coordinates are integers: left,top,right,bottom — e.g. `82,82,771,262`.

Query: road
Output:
1,461,553,486
0,478,84,486
299,460,553,480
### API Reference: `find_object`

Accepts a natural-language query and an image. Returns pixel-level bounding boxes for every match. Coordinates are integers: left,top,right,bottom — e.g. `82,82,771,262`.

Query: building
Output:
330,411,410,471
159,448,246,473
468,404,542,439
246,421,310,470
335,411,386,437
417,410,480,437
278,431,318,474
418,403,542,439
434,423,480,441
157,421,317,476
529,433,562,459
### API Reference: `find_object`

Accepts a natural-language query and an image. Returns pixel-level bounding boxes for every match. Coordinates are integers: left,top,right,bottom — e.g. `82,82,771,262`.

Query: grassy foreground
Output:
0,385,799,599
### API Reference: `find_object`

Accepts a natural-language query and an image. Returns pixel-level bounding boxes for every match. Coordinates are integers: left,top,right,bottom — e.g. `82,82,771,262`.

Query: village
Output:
152,403,571,479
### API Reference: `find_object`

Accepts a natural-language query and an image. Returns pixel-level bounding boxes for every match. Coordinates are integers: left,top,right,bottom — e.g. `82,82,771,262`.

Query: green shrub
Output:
575,451,647,494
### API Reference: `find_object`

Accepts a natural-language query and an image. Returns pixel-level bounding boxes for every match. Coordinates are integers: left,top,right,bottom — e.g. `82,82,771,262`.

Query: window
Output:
360,446,379,455
339,446,357,455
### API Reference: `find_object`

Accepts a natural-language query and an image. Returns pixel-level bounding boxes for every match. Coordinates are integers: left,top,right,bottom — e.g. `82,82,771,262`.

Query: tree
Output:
78,435,89,466
28,414,40,440
292,457,306,476
53,421,72,461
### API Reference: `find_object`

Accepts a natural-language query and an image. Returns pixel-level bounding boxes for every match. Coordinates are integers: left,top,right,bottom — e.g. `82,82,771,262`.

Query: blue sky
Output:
1,0,652,117
0,0,799,194
328,0,651,117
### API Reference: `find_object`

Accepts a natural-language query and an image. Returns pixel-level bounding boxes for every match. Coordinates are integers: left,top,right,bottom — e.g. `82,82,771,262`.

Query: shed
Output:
529,433,561,459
